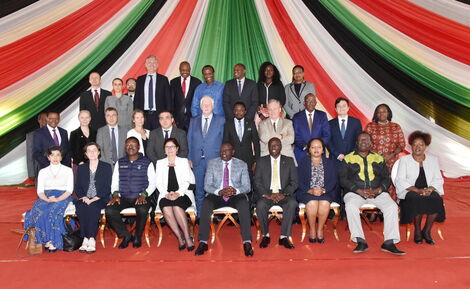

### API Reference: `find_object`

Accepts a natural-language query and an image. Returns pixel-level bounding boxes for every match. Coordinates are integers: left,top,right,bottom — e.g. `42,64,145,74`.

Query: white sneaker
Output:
45,241,52,249
79,238,89,253
86,238,96,254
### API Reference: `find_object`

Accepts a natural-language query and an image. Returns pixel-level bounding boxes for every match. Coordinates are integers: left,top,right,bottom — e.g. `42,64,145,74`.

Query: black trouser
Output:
105,197,150,240
75,200,105,238
256,195,297,237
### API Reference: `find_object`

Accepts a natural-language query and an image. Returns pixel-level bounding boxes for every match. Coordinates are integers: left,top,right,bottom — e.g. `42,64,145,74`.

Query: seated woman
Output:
395,131,445,245
74,142,112,253
155,138,195,251
24,146,74,252
296,138,337,243
127,109,149,156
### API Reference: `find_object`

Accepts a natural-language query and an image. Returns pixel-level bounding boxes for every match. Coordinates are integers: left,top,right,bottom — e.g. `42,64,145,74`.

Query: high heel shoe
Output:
187,245,195,252
309,237,317,243
414,231,423,244
422,230,435,245
178,239,186,251
317,238,325,244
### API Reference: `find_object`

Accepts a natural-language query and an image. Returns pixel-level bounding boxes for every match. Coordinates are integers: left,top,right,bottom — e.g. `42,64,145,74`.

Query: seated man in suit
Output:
26,112,47,183
222,63,259,120
191,65,225,118
194,143,253,257
223,102,260,178
254,137,298,249
188,96,225,216
96,107,127,167
339,132,405,255
147,110,188,164
170,61,202,131
106,137,156,249
292,93,330,163
33,111,71,171
79,72,112,132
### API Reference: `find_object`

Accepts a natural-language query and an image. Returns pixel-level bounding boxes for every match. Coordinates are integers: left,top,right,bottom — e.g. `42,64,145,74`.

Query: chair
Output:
153,206,197,247
210,207,240,244
298,202,341,242
253,205,300,243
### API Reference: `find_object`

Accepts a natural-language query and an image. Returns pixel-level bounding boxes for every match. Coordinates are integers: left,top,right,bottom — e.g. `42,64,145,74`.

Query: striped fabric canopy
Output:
0,0,469,184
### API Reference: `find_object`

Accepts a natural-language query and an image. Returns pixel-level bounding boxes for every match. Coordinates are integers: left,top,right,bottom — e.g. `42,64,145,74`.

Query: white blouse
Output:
36,164,74,195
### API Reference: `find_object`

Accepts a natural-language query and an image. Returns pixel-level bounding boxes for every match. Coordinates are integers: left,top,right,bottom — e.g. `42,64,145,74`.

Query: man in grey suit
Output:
194,143,254,257
96,107,127,167
146,110,188,164
254,137,298,249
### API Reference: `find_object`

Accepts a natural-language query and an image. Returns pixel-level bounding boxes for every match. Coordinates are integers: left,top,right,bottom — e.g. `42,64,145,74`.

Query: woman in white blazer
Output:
127,109,150,155
155,138,195,251
395,131,445,245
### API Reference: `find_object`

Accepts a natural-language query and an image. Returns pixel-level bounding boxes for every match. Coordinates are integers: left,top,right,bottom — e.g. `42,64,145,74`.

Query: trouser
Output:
105,197,150,240
256,195,298,237
75,200,105,238
193,159,208,216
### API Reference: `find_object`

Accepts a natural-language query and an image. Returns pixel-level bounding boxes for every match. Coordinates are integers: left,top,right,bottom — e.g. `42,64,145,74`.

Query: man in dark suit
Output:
292,93,330,163
223,102,259,177
134,55,171,130
223,63,259,120
25,112,47,183
79,72,112,132
170,61,201,131
33,111,71,170
125,78,136,103
254,137,298,249
146,110,188,164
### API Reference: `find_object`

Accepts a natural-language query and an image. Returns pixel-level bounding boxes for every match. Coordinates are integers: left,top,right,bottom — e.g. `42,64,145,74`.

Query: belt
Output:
144,110,157,114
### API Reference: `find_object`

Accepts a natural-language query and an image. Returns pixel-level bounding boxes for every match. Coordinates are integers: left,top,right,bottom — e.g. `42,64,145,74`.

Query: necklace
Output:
49,165,62,179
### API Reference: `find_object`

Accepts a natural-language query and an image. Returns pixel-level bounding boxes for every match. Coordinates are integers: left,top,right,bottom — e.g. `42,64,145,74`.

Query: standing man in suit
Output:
125,78,136,103
194,143,253,257
96,107,127,167
191,65,225,118
26,112,47,184
223,102,259,178
134,55,171,130
79,72,112,132
292,93,330,163
223,63,259,120
254,137,298,249
33,111,71,171
170,61,202,131
146,110,188,164
188,96,225,216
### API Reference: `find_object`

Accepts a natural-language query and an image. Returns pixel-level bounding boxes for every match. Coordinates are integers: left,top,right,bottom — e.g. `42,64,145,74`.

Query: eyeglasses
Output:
165,146,177,149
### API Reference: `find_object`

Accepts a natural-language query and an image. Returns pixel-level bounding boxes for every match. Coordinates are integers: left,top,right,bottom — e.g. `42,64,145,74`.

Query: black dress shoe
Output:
132,237,142,248
422,230,435,245
118,234,133,249
278,238,295,249
259,236,270,248
187,245,195,252
309,237,317,243
381,242,406,255
194,242,208,256
178,240,186,251
352,242,368,253
317,238,325,244
243,242,254,257
414,231,423,244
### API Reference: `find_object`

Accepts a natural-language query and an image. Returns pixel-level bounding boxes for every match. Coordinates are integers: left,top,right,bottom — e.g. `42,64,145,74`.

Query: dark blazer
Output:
74,161,112,206
253,155,298,202
257,81,286,106
79,88,112,132
223,78,259,120
187,114,225,167
223,118,260,168
328,116,362,161
70,127,96,165
33,125,71,170
146,127,188,164
170,76,201,131
292,109,331,162
134,73,171,114
296,155,338,202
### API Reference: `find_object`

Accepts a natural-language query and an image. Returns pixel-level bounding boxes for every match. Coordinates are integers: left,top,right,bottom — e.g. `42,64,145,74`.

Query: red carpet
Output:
1,183,470,289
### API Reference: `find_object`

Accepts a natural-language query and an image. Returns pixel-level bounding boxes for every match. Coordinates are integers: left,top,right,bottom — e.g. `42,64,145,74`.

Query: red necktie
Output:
182,77,187,97
94,90,99,110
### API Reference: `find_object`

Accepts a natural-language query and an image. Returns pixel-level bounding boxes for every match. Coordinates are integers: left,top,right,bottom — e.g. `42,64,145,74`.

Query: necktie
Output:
164,130,169,140
308,113,313,135
272,158,279,193
237,120,243,141
273,121,276,132
203,117,209,137
94,90,99,110
182,77,187,97
237,80,242,96
52,129,60,146
223,162,230,201
340,119,346,139
111,128,118,163
148,75,154,110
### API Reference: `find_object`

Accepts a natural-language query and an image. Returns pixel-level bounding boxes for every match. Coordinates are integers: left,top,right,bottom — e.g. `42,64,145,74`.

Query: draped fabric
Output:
409,0,470,26
0,0,38,18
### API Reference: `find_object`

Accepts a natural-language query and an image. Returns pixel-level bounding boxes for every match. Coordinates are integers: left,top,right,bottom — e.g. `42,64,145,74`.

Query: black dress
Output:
399,166,445,224
158,166,191,210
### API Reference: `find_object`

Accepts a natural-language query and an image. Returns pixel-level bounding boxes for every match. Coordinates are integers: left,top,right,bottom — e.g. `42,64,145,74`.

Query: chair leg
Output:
99,214,106,248
210,214,216,244
154,213,163,247
332,207,340,241
360,210,374,231
253,213,261,242
406,224,411,241
188,211,196,240
112,230,119,248
298,208,307,243
144,214,151,247
216,214,231,238
437,224,444,240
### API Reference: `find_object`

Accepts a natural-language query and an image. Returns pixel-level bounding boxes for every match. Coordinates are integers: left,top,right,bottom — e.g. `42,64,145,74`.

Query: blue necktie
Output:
164,130,169,140
148,75,154,110
340,119,346,139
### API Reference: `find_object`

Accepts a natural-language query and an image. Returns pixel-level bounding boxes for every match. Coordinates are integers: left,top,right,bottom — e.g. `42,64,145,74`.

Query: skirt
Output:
399,191,446,224
159,195,192,211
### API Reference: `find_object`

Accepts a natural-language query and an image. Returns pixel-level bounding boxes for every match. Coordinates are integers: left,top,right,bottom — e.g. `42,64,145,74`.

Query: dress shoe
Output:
317,238,325,244
178,243,186,251
133,237,142,248
47,244,57,253
422,231,435,245
309,237,317,243
381,242,406,255
278,238,295,249
352,242,368,253
86,238,96,254
414,230,423,244
194,242,208,256
243,242,254,257
187,245,195,252
259,236,270,248
118,234,133,249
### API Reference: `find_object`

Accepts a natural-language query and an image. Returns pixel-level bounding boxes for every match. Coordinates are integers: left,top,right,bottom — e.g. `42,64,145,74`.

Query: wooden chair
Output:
153,206,197,247
298,202,341,242
210,207,240,244
252,205,297,243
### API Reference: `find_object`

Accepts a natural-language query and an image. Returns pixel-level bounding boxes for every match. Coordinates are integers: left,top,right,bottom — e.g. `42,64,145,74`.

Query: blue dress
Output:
296,156,338,204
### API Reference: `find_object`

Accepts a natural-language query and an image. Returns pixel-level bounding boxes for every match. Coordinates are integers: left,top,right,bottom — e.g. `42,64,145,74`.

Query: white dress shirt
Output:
144,73,157,110
46,125,62,145
235,118,245,138
338,115,348,128
201,113,213,132
162,127,173,139
36,164,74,194
237,77,245,93
305,109,315,123
180,75,191,98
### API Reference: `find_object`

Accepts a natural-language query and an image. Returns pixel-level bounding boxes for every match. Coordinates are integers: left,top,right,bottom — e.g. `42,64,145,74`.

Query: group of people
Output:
24,57,446,257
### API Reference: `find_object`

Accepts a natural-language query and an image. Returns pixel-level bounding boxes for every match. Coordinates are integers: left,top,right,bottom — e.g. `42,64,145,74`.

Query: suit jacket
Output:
187,114,225,167
79,88,112,131
33,126,71,170
74,161,113,205
204,157,251,195
26,130,37,177
284,81,316,119
96,125,127,166
328,116,362,161
146,127,188,164
170,76,202,130
223,78,259,120
134,73,171,114
296,155,337,200
258,118,295,161
70,126,96,165
292,109,331,162
257,81,286,106
223,119,260,167
253,155,298,202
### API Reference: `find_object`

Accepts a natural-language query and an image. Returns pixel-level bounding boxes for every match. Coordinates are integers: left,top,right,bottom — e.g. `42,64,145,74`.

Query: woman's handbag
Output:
14,227,43,256
62,222,83,252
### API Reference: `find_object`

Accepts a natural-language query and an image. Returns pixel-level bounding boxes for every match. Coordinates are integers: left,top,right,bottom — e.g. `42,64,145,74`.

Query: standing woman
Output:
74,143,112,253
284,65,316,119
127,109,150,155
24,146,74,252
257,62,286,121
105,78,133,130
70,110,96,167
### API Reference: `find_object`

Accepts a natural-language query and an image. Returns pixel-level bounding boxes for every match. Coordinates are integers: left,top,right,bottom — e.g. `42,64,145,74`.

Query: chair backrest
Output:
391,158,400,186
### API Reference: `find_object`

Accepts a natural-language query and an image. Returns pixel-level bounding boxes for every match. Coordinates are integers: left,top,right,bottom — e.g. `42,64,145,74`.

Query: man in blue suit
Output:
292,93,330,163
188,95,225,216
33,111,71,171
